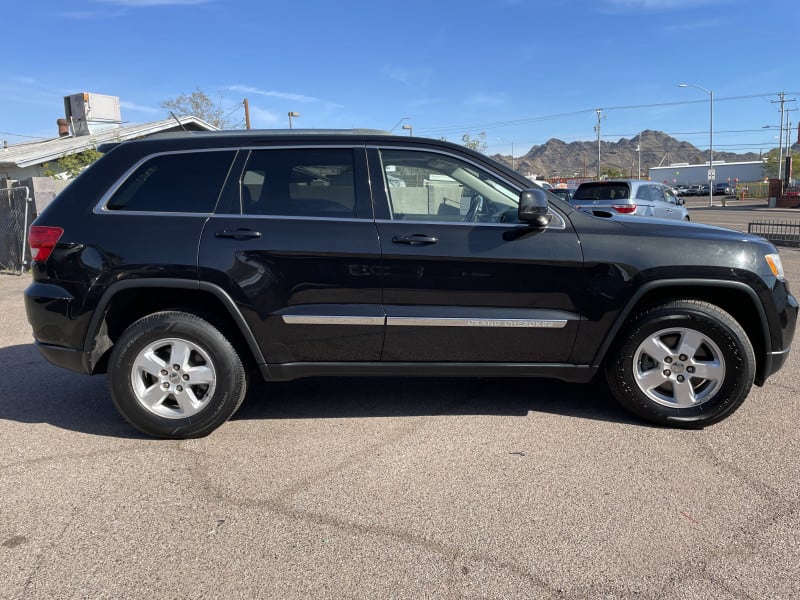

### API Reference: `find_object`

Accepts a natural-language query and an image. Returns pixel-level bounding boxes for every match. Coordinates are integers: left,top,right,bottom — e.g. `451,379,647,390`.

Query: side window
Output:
241,148,356,218
651,185,666,202
663,187,677,205
379,149,519,223
107,151,235,213
635,185,653,201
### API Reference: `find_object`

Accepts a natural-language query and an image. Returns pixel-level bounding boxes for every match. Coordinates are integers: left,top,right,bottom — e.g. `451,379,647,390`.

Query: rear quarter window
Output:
106,150,236,213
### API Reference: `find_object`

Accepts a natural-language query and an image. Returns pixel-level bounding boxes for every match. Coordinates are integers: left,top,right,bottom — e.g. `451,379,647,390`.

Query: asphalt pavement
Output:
1,206,799,599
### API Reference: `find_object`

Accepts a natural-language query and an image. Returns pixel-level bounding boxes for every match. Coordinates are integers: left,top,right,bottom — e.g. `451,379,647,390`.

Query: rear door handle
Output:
215,228,262,240
391,234,438,246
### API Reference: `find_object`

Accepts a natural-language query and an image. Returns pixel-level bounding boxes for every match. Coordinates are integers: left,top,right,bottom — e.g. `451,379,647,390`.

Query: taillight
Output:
611,204,637,214
28,226,64,261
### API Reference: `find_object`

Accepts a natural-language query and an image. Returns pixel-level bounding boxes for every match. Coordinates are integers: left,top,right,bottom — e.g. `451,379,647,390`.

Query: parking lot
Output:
1,206,799,599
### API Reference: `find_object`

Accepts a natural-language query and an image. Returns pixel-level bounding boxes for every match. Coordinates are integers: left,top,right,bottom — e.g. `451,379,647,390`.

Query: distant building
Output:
649,160,765,187
0,93,217,272
1,92,217,183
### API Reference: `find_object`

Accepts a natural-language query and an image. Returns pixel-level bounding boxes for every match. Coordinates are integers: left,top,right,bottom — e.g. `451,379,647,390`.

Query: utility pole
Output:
594,109,604,179
243,98,251,130
784,108,797,159
771,92,796,182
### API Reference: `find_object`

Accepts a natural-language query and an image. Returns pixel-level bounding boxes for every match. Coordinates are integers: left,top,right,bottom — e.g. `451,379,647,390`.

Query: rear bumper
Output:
25,281,91,374
34,341,88,374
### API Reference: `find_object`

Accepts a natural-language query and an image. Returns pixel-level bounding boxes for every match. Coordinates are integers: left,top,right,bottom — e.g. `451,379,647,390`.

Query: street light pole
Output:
402,124,413,136
637,131,642,180
679,83,714,207
595,109,603,179
288,111,300,129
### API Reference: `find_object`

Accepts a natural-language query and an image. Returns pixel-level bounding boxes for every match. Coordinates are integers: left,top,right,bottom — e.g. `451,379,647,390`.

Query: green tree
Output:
160,87,242,129
601,166,626,179
43,148,103,179
762,147,782,179
461,132,488,153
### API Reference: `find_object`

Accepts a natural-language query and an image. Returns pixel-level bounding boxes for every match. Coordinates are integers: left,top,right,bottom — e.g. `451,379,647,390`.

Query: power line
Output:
417,91,795,137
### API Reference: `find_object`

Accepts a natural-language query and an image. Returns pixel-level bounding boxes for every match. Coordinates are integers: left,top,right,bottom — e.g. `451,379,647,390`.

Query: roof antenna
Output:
170,112,187,131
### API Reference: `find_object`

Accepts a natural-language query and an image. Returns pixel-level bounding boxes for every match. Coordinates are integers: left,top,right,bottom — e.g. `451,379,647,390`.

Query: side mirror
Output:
518,188,551,226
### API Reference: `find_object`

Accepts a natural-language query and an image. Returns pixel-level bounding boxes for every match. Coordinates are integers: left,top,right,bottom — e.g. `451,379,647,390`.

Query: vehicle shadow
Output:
235,375,642,427
0,343,643,438
0,343,141,439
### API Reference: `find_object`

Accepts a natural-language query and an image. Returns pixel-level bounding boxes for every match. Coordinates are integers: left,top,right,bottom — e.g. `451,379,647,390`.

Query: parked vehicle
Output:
548,188,576,202
714,183,729,195
25,131,797,437
570,180,690,221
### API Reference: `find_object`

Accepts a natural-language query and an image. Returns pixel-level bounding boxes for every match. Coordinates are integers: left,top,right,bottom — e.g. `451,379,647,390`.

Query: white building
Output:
649,160,765,186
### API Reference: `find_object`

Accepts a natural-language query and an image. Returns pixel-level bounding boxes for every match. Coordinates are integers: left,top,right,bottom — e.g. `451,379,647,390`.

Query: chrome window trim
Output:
94,144,367,216
212,214,372,223
93,147,241,215
374,210,566,230
369,144,567,230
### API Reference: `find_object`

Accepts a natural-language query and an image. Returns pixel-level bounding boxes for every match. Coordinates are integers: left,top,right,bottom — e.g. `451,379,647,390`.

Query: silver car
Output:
571,180,690,221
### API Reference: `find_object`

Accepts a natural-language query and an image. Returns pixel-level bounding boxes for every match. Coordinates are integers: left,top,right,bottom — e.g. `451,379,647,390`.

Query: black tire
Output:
108,311,247,438
605,300,755,428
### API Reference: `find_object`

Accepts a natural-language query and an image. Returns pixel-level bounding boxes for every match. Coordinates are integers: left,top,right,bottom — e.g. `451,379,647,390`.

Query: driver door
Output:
368,146,586,363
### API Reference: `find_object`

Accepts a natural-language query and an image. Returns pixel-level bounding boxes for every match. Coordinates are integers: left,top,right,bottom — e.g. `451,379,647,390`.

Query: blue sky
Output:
1,0,798,157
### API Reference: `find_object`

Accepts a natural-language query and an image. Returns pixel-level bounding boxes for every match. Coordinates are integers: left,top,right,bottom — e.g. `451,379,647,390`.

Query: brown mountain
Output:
491,130,761,179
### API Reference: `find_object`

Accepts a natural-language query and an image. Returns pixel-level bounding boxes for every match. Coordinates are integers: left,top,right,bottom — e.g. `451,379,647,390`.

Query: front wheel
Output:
108,311,247,438
605,300,755,427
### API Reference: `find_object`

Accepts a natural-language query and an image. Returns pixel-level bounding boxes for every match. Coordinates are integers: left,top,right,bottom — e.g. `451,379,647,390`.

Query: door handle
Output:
391,234,438,246
215,228,262,240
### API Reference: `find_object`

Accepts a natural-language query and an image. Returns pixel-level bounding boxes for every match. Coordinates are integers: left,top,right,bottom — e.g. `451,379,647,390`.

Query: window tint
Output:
573,183,630,201
107,151,235,212
379,149,519,223
241,148,356,218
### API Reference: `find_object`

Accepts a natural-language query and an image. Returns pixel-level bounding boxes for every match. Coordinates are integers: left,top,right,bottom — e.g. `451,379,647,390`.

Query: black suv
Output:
25,131,797,438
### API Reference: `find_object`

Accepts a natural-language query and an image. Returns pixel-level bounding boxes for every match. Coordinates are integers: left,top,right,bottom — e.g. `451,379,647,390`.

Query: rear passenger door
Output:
198,145,384,364
634,184,657,216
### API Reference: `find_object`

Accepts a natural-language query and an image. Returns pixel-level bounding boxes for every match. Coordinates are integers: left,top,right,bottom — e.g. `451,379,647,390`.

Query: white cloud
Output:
383,65,433,88
226,85,318,103
465,93,506,107
119,101,160,114
248,105,280,127
662,17,724,32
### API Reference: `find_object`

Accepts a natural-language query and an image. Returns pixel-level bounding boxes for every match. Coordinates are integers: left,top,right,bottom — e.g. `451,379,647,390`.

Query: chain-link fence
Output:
0,186,33,274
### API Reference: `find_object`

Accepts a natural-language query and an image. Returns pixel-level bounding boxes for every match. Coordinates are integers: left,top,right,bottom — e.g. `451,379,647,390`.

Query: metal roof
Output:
0,115,217,168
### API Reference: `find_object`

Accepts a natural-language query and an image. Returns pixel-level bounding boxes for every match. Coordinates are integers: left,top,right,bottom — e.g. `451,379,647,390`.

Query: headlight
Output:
765,253,786,281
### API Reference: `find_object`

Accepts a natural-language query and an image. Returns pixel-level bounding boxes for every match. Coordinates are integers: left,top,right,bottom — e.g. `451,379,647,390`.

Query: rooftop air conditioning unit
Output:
63,93,122,136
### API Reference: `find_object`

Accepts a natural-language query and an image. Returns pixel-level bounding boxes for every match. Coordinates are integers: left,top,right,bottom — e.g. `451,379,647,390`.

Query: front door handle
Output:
215,228,262,240
391,234,438,246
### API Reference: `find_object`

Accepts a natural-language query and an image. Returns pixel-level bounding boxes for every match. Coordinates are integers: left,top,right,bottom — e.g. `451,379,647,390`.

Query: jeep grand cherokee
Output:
25,130,798,438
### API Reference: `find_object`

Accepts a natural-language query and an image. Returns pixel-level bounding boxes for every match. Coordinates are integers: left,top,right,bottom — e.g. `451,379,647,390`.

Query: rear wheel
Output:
108,311,247,438
605,300,755,427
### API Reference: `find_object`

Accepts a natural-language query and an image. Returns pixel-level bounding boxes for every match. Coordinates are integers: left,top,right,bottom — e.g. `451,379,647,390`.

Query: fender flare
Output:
591,278,771,367
82,278,265,373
